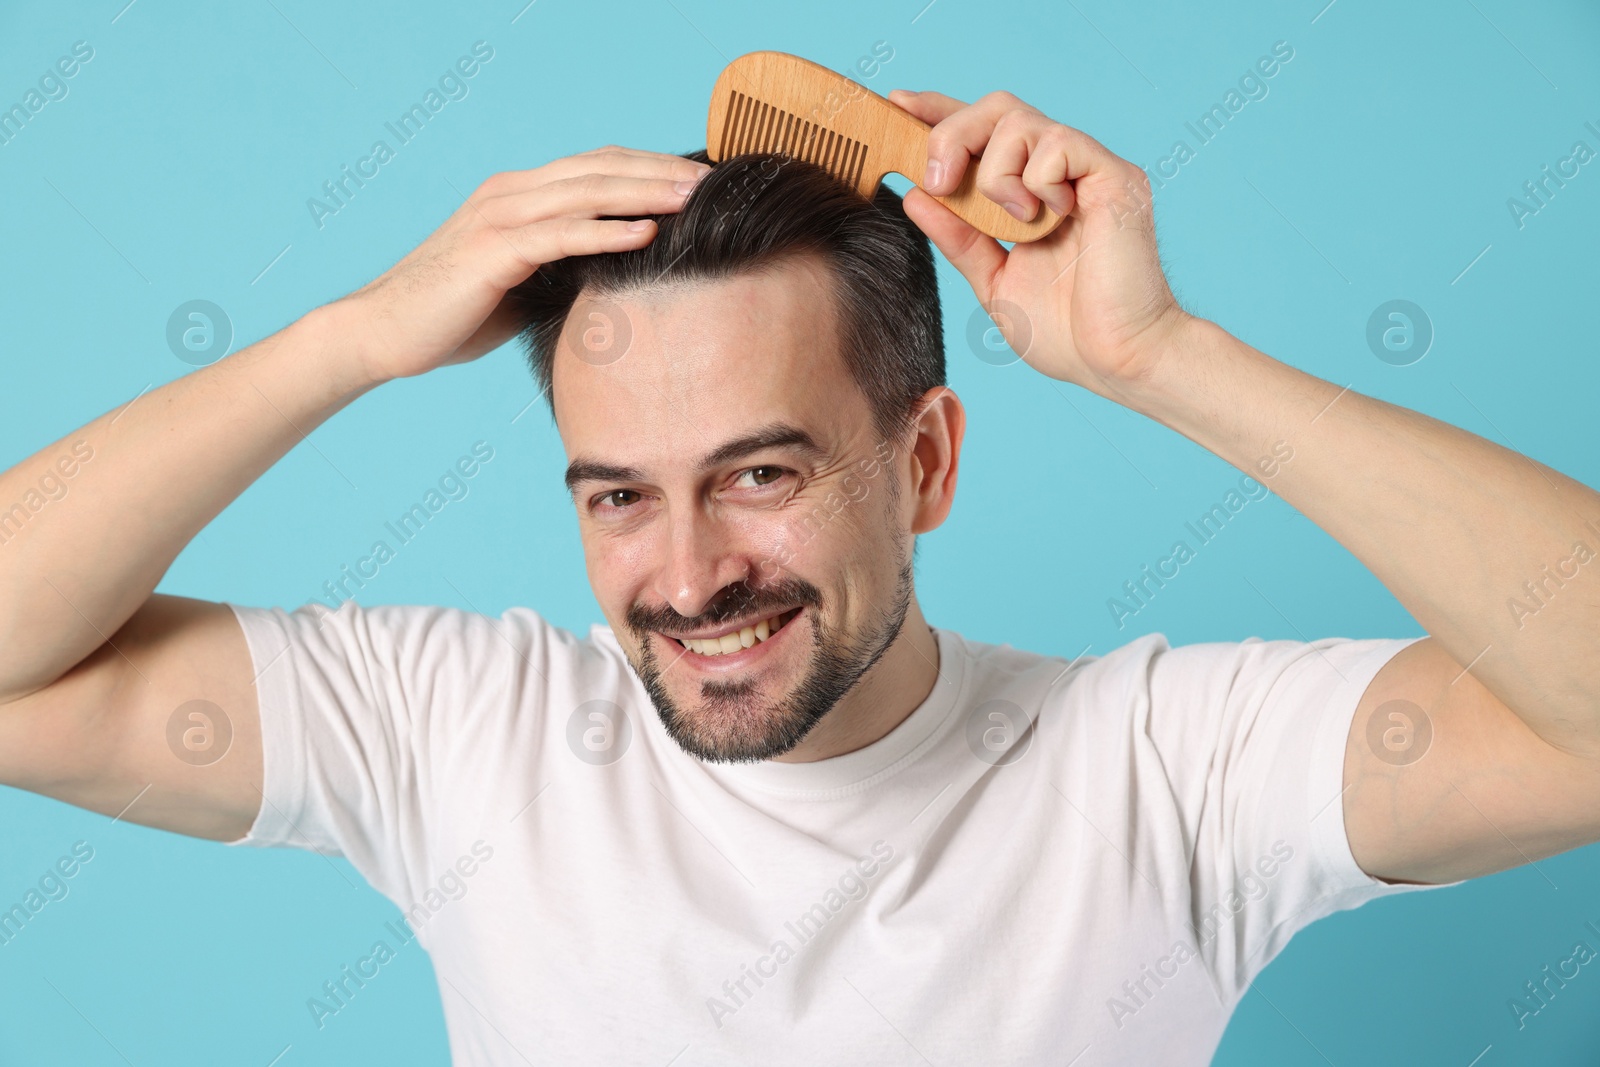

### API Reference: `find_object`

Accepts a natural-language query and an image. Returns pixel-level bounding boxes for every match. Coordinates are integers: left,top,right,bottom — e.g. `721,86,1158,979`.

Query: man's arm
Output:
0,147,709,840
1116,317,1600,884
0,312,368,841
889,88,1600,884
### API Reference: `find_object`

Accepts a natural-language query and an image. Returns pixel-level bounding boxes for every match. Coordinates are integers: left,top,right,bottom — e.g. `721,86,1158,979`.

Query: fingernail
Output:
674,179,698,195
628,219,652,231
1003,200,1029,221
925,159,945,191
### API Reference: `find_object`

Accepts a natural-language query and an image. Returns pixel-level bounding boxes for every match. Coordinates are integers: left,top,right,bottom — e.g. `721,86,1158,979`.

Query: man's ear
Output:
906,387,965,536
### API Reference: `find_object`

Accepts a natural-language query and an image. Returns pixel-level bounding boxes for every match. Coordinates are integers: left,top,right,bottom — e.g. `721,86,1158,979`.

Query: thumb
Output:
901,185,1006,306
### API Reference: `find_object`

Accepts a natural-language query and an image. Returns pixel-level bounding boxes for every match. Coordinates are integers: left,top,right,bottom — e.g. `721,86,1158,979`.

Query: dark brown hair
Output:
506,148,945,443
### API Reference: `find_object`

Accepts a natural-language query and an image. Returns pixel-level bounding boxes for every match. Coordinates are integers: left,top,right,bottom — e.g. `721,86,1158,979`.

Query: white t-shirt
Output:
226,598,1450,1065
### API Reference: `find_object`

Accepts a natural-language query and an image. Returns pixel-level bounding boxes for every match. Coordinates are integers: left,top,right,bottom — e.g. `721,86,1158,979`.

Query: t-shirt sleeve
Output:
220,598,571,906
1140,633,1463,1004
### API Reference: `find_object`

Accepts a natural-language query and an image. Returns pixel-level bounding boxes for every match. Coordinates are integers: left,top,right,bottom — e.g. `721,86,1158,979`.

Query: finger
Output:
919,91,1041,197
565,145,713,178
983,118,1122,222
476,149,710,200
483,217,658,290
886,88,969,126
973,108,1055,221
576,143,701,162
900,186,1006,306
481,174,704,228
1017,124,1082,219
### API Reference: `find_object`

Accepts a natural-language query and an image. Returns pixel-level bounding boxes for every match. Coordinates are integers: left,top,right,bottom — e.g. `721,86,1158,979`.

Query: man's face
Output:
553,256,915,763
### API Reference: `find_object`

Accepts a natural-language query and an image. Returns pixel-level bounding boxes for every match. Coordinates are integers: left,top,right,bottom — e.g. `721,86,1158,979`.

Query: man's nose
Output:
654,510,753,621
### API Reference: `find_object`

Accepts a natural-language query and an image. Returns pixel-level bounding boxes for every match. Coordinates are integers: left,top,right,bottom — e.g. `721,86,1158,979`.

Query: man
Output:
0,87,1596,1065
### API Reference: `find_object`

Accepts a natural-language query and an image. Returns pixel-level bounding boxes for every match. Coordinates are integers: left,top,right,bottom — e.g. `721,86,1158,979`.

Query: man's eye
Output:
736,466,788,489
595,489,642,510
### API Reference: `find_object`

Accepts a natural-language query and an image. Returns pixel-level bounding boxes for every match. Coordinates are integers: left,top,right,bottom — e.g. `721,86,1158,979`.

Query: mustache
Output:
627,576,821,637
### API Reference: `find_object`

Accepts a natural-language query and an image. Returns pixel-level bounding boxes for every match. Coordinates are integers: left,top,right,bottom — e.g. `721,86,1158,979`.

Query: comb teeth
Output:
719,89,869,191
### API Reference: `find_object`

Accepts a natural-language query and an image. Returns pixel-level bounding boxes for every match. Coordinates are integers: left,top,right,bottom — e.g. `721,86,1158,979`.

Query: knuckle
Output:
483,171,510,191
998,106,1036,129
545,215,579,249
476,196,514,229
1038,123,1073,149
975,167,1014,196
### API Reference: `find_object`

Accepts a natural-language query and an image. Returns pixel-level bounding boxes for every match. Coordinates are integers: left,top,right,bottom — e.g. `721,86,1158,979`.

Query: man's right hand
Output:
333,146,710,383
0,145,706,843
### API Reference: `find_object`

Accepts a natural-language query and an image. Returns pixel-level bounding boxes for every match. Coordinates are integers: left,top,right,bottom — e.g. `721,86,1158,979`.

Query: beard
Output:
624,552,915,764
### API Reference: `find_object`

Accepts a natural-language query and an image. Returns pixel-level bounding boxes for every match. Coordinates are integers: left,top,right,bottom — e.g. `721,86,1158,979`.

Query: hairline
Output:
544,248,909,445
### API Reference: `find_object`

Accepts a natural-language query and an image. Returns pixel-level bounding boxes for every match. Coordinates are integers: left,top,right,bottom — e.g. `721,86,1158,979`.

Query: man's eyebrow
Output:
563,460,643,498
696,423,828,473
564,423,828,498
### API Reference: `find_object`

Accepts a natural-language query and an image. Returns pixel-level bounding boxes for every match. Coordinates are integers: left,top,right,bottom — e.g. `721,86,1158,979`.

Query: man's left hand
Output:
889,88,1189,393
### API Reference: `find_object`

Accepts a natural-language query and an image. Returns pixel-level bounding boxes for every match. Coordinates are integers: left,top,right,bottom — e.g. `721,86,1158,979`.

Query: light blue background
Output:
2,0,1598,1063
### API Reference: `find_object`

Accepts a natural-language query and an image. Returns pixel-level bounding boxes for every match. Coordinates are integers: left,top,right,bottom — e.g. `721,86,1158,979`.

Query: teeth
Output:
677,609,793,657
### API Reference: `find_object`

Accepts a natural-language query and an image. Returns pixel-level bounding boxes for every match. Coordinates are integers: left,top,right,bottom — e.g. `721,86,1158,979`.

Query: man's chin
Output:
652,676,824,764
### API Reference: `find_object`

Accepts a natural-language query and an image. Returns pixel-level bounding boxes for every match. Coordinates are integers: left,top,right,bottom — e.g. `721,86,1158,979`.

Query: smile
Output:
667,607,803,659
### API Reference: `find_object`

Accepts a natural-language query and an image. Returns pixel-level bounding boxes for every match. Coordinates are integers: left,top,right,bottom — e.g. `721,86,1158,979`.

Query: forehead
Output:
552,255,868,470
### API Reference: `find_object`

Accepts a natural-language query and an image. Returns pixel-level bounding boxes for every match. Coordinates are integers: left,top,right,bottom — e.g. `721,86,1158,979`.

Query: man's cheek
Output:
587,542,651,614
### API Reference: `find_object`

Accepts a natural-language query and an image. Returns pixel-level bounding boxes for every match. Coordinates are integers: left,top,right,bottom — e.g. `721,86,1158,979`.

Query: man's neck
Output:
771,597,941,763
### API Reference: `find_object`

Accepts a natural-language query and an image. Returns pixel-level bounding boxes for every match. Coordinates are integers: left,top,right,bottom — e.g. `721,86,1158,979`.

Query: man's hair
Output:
507,148,945,443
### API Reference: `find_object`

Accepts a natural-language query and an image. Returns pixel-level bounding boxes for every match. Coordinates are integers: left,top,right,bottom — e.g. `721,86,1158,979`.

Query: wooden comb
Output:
706,50,1065,243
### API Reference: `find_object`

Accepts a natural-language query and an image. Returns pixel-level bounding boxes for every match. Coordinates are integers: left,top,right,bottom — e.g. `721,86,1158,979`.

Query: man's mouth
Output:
667,606,803,658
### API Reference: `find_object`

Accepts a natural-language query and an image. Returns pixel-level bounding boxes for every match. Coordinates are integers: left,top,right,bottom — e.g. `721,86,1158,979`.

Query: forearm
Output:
1108,315,1600,752
0,303,380,703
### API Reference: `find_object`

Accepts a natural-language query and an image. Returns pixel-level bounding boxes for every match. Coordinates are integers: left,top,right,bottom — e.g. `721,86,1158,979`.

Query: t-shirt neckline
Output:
699,626,966,796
